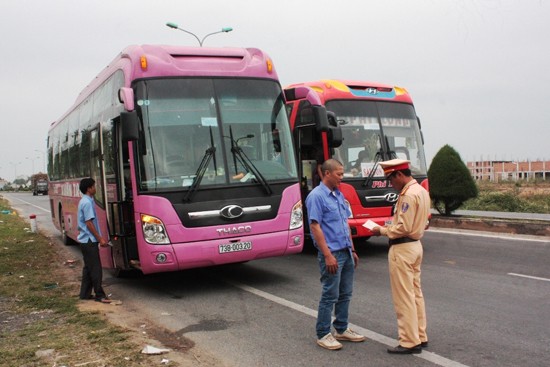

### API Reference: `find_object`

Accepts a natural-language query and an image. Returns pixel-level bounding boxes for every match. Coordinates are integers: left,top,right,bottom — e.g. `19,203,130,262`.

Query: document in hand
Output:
363,219,379,230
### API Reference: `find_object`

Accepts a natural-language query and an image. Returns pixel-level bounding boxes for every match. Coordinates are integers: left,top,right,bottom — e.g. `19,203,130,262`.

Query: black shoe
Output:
387,345,422,354
420,341,428,348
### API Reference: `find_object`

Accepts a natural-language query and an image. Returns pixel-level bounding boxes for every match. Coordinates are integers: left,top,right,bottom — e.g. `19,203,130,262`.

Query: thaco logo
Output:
220,205,244,219
216,226,252,236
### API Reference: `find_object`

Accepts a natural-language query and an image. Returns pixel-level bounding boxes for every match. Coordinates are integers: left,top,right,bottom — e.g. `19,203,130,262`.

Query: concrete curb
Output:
430,216,550,237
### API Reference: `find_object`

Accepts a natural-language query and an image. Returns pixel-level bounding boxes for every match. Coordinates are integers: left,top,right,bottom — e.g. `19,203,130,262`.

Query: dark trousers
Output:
79,242,106,299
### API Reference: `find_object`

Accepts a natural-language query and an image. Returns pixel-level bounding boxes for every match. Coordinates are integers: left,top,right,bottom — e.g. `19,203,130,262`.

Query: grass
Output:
461,180,550,214
0,197,148,367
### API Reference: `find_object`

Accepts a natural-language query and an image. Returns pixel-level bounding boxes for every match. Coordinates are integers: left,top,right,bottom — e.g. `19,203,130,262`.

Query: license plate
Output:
219,241,252,254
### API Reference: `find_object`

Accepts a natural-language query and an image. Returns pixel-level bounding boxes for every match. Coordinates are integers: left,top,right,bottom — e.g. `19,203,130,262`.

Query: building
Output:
467,160,550,182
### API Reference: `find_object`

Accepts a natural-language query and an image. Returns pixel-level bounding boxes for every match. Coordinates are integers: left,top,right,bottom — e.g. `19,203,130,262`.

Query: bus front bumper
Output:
138,228,303,274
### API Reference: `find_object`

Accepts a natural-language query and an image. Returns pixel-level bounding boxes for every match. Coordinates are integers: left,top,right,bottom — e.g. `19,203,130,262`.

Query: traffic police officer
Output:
371,159,430,354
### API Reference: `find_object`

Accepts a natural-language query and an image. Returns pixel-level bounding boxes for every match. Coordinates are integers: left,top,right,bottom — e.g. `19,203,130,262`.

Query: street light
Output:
26,156,40,175
9,161,21,182
166,22,233,46
34,149,46,173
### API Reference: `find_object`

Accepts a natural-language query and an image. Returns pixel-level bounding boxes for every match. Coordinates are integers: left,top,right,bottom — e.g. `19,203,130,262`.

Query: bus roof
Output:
53,45,278,127
285,79,414,104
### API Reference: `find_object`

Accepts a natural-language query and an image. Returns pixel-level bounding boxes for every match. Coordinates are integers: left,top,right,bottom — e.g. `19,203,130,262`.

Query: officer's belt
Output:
388,237,418,246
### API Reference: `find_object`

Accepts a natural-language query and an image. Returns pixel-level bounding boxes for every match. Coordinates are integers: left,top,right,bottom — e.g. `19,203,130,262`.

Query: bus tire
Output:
59,208,76,246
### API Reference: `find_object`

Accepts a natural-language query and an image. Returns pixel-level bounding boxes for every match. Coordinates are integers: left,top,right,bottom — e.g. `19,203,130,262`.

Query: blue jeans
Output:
316,249,355,339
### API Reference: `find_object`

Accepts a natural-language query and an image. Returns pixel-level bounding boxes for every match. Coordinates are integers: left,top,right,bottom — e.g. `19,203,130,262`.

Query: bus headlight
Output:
289,201,303,230
141,214,170,244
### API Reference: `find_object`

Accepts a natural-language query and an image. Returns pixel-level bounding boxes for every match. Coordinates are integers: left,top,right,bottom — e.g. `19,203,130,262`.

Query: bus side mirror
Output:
328,126,343,148
417,116,424,144
284,86,322,105
295,104,329,132
121,111,139,142
327,112,343,147
313,105,329,132
285,85,328,132
119,87,135,111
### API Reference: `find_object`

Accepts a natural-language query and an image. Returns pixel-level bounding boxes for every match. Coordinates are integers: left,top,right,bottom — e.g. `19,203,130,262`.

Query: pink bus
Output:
47,45,328,275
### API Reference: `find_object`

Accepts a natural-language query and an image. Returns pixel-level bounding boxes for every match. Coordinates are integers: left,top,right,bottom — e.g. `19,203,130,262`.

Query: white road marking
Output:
4,195,51,213
227,280,470,367
508,273,550,282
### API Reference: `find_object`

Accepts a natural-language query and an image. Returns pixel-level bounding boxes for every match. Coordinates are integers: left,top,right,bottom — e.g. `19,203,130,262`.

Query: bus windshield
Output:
325,100,427,178
135,78,297,191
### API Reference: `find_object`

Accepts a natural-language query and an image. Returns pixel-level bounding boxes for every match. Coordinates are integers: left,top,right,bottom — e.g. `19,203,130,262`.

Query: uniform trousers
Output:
79,241,106,300
388,241,427,348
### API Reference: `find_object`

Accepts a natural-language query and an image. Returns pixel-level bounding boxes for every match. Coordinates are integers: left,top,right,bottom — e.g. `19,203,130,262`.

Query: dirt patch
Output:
479,182,550,197
518,186,550,196
76,300,226,366
55,240,228,367
0,296,55,333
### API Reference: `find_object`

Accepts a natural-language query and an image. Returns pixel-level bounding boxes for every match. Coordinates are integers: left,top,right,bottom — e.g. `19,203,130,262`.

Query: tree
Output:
428,144,478,216
14,178,28,187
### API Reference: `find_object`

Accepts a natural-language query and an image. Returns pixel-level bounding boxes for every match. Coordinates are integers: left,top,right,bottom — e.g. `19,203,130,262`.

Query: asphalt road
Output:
3,192,550,367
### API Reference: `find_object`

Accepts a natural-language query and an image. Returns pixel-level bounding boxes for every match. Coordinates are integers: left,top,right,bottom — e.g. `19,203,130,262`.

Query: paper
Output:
362,220,379,230
141,345,170,355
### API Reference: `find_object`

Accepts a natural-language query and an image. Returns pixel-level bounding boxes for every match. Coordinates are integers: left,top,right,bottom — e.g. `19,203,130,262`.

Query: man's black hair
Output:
79,177,95,194
399,168,412,177
388,168,412,179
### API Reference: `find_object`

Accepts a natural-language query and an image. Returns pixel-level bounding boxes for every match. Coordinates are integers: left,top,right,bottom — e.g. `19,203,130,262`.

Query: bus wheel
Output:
60,208,76,246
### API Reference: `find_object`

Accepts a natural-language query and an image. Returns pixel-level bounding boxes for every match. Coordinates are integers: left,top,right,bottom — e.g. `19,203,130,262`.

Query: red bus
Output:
285,79,429,241
47,45,330,275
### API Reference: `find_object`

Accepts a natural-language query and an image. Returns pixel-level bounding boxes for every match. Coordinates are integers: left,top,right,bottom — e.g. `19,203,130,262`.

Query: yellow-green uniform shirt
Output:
380,179,430,240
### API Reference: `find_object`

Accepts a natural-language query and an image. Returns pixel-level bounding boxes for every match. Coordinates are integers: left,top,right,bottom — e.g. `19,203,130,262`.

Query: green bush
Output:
428,144,478,215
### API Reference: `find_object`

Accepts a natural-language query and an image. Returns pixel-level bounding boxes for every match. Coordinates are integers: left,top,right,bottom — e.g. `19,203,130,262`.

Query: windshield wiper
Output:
363,136,398,187
183,127,216,202
363,134,385,187
228,126,272,195
362,150,383,187
183,146,215,202
231,145,272,195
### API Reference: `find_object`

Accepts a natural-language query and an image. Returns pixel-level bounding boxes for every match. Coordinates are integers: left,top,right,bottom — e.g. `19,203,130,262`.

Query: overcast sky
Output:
2,0,549,181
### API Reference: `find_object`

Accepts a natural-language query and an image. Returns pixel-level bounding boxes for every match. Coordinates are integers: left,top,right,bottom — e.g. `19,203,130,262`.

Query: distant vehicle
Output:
46,45,328,276
285,80,429,241
31,173,48,196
